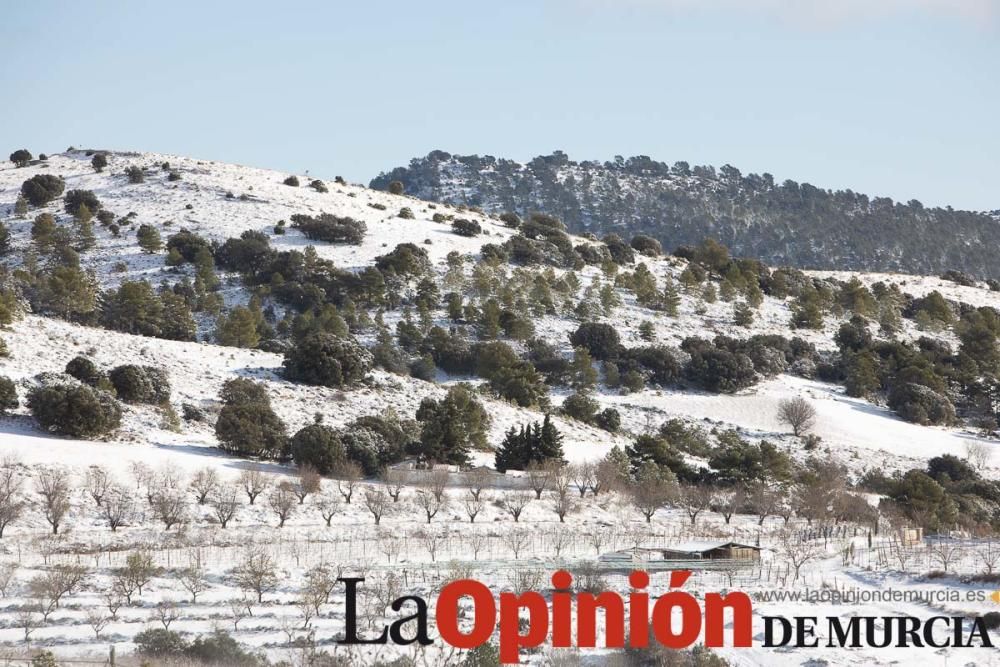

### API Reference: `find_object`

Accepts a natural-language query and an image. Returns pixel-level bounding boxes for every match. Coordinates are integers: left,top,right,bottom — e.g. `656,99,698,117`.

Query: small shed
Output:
658,541,761,561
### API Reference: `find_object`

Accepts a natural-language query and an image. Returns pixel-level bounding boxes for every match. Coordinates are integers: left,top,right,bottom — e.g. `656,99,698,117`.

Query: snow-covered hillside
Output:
1,149,998,665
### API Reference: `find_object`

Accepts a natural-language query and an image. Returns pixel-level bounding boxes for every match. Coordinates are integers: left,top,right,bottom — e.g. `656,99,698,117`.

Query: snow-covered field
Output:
1,150,998,665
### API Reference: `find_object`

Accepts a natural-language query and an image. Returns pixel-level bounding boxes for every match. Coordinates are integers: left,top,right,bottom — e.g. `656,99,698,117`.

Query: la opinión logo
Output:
338,569,752,663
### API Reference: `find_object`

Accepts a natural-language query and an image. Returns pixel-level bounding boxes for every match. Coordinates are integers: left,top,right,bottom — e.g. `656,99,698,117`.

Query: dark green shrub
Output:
91,153,108,172
166,229,212,263
388,180,404,195
282,333,373,388
9,149,32,167
28,383,122,437
452,218,482,237
136,224,163,253
63,190,101,215
125,166,145,184
290,421,346,474
499,212,521,228
630,234,662,256
20,174,65,207
283,175,300,187
569,322,620,361
290,213,366,245
0,377,17,414
595,407,621,432
888,383,956,425
134,628,187,658
561,392,599,423
398,207,415,219
215,402,287,458
108,365,170,404
65,356,103,386
309,179,328,193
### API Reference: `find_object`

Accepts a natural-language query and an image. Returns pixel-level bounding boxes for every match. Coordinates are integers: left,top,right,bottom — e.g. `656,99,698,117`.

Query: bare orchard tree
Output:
377,531,402,563
778,530,825,581
0,461,25,538
314,486,339,527
179,561,211,603
129,461,153,492
427,468,450,502
335,461,363,504
977,539,1000,575
268,484,298,528
102,590,123,620
928,539,963,574
231,547,278,603
151,490,188,530
83,465,112,507
189,467,220,505
102,486,135,532
35,467,72,535
0,562,17,597
500,491,532,522
415,488,447,524
629,471,676,524
238,467,270,505
550,528,573,558
468,532,488,560
291,466,322,504
463,492,485,523
570,462,596,498
210,483,241,528
466,467,491,500
86,608,110,639
715,485,747,524
965,440,992,472
363,487,390,525
501,528,531,559
553,488,576,523
777,397,817,437
417,529,445,562
15,606,38,643
678,484,715,526
152,599,180,630
114,551,158,604
525,461,553,499
381,468,409,502
748,481,782,526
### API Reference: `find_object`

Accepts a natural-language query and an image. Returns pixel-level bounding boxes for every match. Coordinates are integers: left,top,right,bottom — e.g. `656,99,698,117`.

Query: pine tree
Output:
638,320,655,342
719,280,737,302
137,224,163,253
216,307,261,348
746,281,764,308
31,213,57,253
538,414,564,462
70,202,97,252
844,351,880,398
702,282,718,304
13,196,27,219
570,346,598,391
662,276,680,317
494,425,527,472
0,222,11,256
733,301,754,327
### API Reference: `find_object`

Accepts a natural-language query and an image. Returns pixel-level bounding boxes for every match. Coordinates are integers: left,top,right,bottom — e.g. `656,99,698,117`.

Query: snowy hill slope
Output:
1,149,999,665
1,148,997,474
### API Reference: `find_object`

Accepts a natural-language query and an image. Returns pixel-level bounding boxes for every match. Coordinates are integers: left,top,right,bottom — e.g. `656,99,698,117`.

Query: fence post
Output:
109,644,116,667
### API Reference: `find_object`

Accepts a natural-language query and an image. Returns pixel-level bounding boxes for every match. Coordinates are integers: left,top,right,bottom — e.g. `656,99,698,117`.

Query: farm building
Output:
601,541,761,566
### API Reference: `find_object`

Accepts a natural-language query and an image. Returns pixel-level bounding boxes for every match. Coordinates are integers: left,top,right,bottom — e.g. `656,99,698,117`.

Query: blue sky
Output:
1,1,997,209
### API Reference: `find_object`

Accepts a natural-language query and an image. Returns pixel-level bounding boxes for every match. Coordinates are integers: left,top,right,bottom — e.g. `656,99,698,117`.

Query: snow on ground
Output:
2,151,1000,665
603,374,998,475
